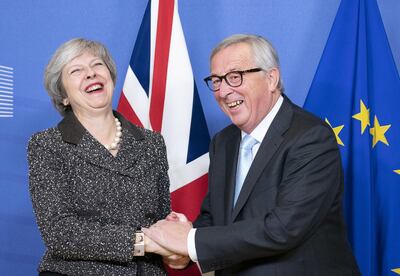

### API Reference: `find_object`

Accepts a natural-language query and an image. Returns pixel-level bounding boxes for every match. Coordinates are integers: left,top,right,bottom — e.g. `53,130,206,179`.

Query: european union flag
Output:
304,0,400,275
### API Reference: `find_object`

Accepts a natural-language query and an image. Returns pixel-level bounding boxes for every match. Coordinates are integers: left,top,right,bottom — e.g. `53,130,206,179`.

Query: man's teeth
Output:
86,84,103,93
227,100,243,108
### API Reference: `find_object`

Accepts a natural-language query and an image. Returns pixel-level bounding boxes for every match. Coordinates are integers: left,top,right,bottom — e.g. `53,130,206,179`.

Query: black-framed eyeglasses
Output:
203,68,264,92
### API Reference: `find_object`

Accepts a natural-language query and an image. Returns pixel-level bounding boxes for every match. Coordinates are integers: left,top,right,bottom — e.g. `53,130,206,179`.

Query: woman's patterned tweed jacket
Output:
27,110,170,276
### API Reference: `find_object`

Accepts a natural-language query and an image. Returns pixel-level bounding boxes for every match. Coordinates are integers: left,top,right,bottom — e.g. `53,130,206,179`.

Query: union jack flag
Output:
117,1,209,274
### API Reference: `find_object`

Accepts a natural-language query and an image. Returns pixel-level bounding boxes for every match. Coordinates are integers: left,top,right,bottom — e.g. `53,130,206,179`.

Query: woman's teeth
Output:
85,84,103,93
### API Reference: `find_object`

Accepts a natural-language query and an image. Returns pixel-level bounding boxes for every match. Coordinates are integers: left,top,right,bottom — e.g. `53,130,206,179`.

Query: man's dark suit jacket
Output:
194,96,360,276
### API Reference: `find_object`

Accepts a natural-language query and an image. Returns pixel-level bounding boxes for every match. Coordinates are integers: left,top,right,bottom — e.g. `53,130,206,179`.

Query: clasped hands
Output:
143,212,192,269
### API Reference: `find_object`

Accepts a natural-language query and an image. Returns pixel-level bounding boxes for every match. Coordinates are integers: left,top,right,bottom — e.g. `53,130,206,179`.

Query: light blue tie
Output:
234,135,258,206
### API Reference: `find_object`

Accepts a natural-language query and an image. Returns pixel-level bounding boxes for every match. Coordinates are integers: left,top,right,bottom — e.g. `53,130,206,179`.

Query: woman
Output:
28,38,171,275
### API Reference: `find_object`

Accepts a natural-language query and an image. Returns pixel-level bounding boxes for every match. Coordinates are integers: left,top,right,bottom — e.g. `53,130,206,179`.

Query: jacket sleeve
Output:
153,132,171,220
195,124,344,272
193,136,216,228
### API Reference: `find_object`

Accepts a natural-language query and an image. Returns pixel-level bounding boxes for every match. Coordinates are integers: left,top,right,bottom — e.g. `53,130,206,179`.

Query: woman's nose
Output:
86,67,96,79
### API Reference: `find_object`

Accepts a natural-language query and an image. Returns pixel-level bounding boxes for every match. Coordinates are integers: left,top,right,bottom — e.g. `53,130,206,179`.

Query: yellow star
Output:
369,115,391,147
325,118,345,146
352,99,370,134
394,170,400,175
392,268,400,274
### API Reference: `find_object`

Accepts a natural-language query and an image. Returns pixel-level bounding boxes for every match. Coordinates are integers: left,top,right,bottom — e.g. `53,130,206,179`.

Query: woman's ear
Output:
63,98,70,106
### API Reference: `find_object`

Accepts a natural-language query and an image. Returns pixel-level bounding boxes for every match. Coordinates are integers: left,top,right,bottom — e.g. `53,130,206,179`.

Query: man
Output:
144,34,360,275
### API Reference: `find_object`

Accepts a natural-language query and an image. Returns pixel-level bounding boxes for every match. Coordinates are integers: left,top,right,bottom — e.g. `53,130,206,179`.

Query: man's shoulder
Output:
272,97,334,145
287,99,328,130
281,100,337,150
213,124,239,141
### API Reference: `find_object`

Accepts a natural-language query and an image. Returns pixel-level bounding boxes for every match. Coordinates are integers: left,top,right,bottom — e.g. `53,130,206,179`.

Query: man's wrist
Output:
187,228,198,262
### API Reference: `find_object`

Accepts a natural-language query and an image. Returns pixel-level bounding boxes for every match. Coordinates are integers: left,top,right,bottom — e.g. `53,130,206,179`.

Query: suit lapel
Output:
223,131,241,223
231,97,294,221
73,131,145,178
58,110,146,178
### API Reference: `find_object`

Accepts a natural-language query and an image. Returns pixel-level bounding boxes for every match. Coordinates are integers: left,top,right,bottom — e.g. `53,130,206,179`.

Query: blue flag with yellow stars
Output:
304,0,400,275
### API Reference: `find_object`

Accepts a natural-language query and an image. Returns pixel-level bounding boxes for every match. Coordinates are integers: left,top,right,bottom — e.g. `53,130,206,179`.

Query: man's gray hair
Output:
210,34,284,92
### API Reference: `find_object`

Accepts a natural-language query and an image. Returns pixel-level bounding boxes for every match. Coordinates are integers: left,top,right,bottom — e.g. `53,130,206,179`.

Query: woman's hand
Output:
144,211,192,269
166,211,190,223
144,232,190,269
163,253,191,269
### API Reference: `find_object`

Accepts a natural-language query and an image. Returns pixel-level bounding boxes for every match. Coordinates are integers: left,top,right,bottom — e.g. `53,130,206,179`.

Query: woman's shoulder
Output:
141,126,163,140
29,126,59,139
122,117,164,142
28,127,61,148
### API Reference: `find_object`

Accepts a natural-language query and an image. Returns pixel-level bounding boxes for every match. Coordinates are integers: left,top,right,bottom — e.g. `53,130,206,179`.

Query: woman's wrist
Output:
133,230,145,256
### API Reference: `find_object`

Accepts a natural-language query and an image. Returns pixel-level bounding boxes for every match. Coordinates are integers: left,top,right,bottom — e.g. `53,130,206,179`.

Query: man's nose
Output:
217,79,232,97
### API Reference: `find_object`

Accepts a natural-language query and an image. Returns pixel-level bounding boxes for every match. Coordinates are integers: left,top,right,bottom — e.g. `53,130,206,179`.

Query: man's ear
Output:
266,68,280,91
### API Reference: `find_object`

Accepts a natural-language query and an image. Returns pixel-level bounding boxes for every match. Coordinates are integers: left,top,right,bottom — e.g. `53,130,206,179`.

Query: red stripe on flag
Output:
149,0,174,132
169,174,207,276
170,174,208,222
117,91,144,127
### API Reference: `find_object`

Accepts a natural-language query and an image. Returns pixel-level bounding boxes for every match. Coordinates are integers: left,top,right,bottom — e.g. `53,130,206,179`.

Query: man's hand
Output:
144,232,190,268
144,234,174,256
161,212,191,269
143,218,193,256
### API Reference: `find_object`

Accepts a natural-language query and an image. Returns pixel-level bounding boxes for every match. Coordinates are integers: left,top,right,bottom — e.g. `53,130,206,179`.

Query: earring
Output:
63,98,69,106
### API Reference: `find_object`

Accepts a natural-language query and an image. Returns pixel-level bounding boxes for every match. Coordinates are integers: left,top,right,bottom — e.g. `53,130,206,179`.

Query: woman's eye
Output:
70,68,81,75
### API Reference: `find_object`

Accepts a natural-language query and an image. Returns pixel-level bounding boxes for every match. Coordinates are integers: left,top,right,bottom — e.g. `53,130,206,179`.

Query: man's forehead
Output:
211,45,254,74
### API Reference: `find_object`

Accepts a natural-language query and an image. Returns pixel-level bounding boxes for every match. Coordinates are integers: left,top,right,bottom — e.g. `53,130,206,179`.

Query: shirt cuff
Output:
187,228,198,262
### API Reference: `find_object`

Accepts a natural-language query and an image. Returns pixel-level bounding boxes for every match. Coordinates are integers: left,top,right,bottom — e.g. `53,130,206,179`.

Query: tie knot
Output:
240,135,258,150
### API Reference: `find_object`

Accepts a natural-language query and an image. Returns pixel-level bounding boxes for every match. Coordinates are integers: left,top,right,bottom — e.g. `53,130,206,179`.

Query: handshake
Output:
142,212,193,269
